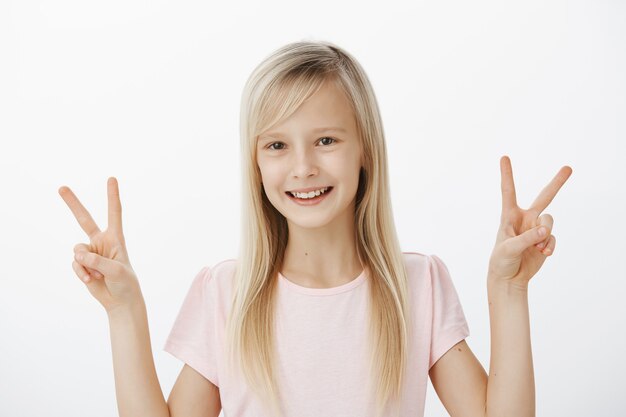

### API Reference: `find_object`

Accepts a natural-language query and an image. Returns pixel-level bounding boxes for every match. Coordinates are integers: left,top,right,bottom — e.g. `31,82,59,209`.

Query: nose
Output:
290,147,319,179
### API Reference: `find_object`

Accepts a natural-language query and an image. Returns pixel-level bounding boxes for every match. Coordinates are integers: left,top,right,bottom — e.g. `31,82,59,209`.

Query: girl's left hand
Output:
487,156,573,289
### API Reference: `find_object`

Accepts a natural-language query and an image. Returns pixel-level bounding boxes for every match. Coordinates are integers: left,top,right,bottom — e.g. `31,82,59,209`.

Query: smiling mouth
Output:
285,186,334,200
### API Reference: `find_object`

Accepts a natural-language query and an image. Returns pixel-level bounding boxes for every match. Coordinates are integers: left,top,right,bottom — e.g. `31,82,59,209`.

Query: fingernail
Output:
538,227,547,237
82,275,90,283
76,252,84,262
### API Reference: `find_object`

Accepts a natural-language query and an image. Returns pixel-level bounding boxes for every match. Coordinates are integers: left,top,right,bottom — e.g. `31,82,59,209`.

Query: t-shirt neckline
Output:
278,268,368,296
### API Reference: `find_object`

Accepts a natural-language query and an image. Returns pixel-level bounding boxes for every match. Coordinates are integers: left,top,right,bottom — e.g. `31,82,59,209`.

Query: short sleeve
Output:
428,254,470,370
163,266,220,387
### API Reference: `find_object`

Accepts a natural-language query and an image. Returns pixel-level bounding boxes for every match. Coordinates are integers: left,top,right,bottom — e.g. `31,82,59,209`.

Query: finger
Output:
73,244,104,279
58,185,102,240
541,234,556,256
72,260,97,283
534,214,554,249
529,165,573,214
72,260,108,301
500,155,518,213
74,250,122,278
504,224,550,256
107,177,124,237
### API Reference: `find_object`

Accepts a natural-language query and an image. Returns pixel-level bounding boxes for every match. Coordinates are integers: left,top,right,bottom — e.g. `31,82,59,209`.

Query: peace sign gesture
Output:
59,177,143,313
487,156,573,289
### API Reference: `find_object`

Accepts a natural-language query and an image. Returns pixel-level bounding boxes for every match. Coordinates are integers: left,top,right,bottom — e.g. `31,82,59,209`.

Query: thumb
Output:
73,243,104,279
74,250,124,281
505,225,550,256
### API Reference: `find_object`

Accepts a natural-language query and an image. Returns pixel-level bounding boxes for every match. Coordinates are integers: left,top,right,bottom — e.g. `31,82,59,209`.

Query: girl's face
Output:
256,79,363,229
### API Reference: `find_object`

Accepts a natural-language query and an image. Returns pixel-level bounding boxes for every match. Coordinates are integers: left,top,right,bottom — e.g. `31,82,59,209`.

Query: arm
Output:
59,179,170,417
428,339,488,417
428,281,535,417
108,299,170,417
109,298,223,417
430,156,571,417
485,280,534,417
481,156,570,416
168,364,222,417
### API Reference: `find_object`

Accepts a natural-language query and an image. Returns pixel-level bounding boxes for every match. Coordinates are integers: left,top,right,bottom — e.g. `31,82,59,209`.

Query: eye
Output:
266,137,337,151
268,142,285,150
319,136,336,146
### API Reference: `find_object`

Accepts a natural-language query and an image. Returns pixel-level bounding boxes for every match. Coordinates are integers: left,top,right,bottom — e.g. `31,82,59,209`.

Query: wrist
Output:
487,276,529,295
106,298,147,322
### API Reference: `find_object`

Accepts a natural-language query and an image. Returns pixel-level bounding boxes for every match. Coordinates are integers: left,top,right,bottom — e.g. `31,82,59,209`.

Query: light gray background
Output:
1,0,624,416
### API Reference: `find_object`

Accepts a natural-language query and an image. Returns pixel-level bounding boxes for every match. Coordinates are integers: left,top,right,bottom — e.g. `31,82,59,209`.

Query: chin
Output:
286,217,335,230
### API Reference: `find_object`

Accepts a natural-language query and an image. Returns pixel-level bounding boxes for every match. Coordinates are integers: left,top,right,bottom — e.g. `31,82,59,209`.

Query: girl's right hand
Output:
59,177,143,314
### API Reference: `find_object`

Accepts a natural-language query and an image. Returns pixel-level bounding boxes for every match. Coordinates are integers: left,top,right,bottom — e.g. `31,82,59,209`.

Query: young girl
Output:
59,40,572,417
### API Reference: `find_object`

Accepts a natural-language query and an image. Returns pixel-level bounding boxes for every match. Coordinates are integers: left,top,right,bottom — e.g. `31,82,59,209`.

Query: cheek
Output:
334,153,361,178
258,165,286,192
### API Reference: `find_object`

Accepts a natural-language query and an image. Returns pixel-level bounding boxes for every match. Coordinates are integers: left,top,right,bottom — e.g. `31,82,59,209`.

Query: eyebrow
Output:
259,127,347,140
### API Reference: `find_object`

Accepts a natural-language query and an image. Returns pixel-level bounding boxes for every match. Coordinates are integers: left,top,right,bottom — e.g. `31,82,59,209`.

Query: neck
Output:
281,213,362,289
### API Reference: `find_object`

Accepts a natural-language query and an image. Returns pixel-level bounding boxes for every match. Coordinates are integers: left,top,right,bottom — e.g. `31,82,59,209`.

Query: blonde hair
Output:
225,39,410,417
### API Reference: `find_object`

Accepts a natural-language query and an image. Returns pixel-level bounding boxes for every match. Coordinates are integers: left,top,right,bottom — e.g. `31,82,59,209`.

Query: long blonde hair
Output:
225,39,411,417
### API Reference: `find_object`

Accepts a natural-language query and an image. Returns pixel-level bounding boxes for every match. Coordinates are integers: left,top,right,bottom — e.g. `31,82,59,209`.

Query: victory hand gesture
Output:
488,156,573,289
59,177,143,313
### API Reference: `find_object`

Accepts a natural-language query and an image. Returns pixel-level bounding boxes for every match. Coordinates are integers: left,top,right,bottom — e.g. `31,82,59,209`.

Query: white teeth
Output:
289,187,330,199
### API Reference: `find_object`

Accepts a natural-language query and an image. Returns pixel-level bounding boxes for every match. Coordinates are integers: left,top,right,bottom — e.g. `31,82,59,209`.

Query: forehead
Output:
260,79,356,138
261,126,348,139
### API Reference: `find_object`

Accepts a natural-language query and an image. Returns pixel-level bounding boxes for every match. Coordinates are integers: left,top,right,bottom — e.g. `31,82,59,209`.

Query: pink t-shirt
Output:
163,252,469,416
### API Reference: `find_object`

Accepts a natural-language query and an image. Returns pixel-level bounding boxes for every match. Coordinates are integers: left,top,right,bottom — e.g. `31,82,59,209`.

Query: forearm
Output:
485,279,535,417
107,299,170,417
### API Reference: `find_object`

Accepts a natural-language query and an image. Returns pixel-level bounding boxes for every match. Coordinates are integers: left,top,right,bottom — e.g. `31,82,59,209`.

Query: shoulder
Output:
193,258,237,280
401,251,429,266
184,259,237,294
400,251,435,276
197,258,238,298
209,258,238,278
400,251,452,289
